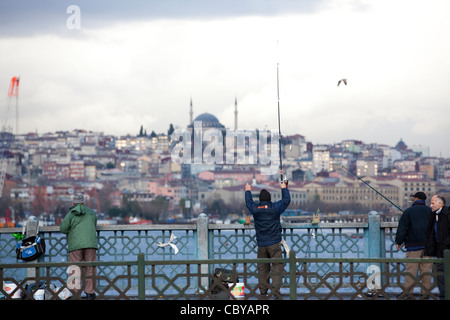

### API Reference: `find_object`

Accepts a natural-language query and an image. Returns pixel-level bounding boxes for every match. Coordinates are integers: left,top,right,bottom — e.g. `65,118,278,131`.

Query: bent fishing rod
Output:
338,162,403,212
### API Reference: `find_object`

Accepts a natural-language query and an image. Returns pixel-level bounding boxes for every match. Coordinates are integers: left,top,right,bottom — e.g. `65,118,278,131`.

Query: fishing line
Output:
337,162,403,213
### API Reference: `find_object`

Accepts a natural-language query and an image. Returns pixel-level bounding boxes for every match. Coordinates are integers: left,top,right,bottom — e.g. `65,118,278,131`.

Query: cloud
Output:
0,0,322,37
1,0,450,158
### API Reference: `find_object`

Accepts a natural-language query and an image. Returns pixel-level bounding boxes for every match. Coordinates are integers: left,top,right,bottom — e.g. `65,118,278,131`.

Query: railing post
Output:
197,213,209,290
367,211,381,258
289,250,297,300
137,253,145,300
23,216,40,287
444,250,450,300
365,211,382,291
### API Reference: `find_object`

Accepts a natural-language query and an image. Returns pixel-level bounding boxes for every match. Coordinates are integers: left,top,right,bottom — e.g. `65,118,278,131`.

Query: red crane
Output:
0,76,20,198
8,76,20,97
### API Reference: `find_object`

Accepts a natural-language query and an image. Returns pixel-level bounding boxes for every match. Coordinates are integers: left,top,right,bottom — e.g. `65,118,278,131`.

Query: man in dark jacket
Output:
424,195,449,298
395,192,432,299
245,182,290,299
60,192,98,300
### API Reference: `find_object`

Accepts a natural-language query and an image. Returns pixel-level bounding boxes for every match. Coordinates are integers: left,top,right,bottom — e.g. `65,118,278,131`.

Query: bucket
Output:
230,283,245,299
57,287,73,300
4,283,22,299
33,288,45,300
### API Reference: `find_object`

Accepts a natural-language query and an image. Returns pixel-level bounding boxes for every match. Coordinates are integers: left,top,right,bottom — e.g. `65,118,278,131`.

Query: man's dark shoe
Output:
84,293,96,300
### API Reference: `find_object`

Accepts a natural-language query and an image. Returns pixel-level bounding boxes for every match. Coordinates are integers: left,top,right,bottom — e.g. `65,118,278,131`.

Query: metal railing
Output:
0,212,448,300
1,252,449,300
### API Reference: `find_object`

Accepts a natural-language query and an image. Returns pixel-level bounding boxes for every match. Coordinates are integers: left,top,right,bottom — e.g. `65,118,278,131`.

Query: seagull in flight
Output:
157,232,179,254
337,79,347,86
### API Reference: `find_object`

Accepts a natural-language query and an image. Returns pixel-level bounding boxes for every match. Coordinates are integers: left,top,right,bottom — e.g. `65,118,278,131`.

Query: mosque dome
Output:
395,138,407,150
188,112,225,129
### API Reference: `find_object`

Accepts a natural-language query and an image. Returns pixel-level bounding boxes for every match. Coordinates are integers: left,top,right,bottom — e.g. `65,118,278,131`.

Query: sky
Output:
1,0,450,157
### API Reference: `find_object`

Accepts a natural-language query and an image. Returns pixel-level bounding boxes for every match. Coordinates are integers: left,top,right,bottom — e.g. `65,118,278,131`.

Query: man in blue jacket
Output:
245,182,290,299
395,191,432,299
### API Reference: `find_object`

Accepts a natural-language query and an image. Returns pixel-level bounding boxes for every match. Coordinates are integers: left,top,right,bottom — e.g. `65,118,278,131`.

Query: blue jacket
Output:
245,188,291,246
395,199,431,251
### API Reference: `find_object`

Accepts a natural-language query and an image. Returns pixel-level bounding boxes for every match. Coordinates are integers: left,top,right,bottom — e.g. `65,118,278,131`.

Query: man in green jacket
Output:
60,192,98,300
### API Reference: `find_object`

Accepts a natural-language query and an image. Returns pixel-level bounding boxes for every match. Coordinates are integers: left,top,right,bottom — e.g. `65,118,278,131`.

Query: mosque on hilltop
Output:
186,97,237,133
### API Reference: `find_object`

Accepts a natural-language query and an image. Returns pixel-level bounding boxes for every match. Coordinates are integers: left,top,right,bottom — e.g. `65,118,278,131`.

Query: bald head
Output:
430,195,446,212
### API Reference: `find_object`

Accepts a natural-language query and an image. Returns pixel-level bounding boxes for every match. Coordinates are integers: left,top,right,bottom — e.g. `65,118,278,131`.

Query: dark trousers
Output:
257,243,284,295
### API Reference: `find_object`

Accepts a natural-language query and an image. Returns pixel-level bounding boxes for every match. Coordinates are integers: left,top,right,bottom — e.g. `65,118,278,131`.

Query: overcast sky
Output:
1,0,449,157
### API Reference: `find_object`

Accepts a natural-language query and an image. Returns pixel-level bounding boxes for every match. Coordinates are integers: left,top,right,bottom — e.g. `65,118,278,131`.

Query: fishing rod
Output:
276,41,288,186
338,162,403,212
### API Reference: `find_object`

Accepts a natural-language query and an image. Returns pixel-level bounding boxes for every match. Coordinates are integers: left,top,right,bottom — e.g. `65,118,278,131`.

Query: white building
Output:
356,159,378,177
313,145,330,174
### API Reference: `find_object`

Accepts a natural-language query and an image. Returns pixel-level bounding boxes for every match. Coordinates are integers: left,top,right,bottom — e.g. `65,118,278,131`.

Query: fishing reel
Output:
280,174,289,187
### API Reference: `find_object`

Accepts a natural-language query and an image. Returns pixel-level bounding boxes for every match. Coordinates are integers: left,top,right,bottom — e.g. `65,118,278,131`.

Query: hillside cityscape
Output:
1,110,450,227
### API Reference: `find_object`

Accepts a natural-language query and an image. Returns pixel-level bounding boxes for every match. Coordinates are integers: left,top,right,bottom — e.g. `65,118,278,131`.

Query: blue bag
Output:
16,236,46,261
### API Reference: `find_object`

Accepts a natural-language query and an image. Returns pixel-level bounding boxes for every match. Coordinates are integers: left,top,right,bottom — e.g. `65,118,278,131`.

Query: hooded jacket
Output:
60,203,98,252
245,188,290,246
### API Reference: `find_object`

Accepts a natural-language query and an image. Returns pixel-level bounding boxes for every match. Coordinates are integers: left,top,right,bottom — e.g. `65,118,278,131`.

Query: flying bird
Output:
337,79,347,86
157,232,179,254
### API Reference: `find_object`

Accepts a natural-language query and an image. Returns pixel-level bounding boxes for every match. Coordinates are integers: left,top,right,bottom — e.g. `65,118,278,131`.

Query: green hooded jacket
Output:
60,204,98,252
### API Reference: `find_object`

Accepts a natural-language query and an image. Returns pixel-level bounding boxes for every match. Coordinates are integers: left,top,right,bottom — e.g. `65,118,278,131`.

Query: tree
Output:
121,196,143,217
168,124,174,136
141,196,169,222
138,125,144,137
108,206,124,218
98,183,116,214
205,198,227,216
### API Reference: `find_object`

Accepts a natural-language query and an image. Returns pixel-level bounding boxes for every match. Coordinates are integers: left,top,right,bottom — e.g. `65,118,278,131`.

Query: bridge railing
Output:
0,212,445,299
1,252,449,300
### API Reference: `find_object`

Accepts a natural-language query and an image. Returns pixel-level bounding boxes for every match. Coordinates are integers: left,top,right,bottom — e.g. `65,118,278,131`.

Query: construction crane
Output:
0,76,20,198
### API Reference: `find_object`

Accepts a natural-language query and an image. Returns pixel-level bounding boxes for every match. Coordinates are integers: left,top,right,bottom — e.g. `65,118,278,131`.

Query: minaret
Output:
234,96,238,131
189,96,193,124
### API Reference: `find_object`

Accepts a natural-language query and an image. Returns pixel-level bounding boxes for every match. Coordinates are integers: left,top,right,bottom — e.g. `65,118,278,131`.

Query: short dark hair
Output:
412,192,427,200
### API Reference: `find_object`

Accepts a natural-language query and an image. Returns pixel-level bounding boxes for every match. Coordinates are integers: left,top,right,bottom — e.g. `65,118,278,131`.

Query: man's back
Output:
245,188,290,246
60,203,98,252
395,200,431,249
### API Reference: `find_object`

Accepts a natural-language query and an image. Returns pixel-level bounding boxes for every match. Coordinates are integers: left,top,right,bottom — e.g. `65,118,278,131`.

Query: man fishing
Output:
395,192,432,299
244,182,290,299
60,192,98,300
